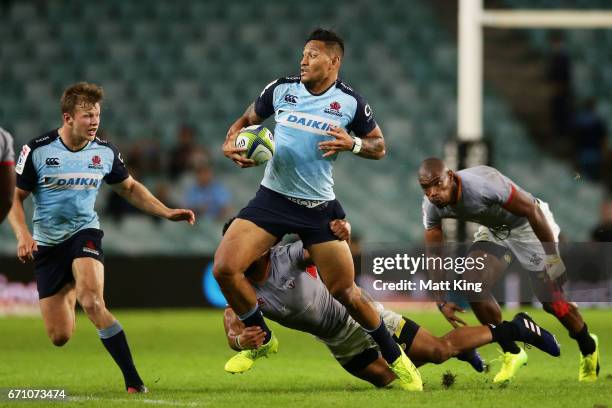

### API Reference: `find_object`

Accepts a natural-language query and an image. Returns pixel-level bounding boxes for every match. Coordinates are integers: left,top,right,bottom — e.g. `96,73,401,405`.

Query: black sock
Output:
366,318,400,364
570,323,596,356
239,306,272,343
98,321,143,388
456,350,474,361
488,322,520,353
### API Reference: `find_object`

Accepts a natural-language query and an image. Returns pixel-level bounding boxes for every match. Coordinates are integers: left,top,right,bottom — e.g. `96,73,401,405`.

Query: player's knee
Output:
79,292,105,317
212,259,240,284
48,330,71,347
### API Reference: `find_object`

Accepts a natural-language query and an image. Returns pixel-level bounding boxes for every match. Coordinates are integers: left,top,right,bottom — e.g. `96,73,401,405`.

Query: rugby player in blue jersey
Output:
215,29,422,391
8,82,195,393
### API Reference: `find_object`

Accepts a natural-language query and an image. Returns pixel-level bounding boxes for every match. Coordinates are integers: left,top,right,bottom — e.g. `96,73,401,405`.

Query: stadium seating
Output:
0,0,603,254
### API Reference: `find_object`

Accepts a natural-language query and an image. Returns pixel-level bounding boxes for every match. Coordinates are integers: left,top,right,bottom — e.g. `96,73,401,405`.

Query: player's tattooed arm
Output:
226,104,263,139
223,103,264,168
356,126,386,160
358,287,375,305
319,125,385,159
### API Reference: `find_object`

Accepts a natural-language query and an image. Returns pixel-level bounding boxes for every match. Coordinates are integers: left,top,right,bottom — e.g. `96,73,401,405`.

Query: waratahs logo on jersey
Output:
88,155,103,169
278,112,341,136
324,101,342,117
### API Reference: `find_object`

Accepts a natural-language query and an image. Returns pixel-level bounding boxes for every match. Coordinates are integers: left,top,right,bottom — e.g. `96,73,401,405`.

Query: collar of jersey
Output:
301,79,338,96
58,130,91,153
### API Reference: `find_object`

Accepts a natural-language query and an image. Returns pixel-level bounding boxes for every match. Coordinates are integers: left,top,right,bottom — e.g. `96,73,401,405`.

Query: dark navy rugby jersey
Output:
254,77,377,201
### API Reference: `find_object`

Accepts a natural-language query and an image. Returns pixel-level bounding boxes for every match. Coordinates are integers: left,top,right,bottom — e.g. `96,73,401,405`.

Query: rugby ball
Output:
235,125,274,165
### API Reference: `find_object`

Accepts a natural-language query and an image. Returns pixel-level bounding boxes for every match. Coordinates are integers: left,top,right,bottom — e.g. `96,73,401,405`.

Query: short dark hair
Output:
222,217,237,236
306,28,344,57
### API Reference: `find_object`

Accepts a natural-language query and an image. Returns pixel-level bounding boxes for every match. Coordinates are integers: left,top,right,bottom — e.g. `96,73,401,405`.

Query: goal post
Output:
457,0,612,144
447,0,612,241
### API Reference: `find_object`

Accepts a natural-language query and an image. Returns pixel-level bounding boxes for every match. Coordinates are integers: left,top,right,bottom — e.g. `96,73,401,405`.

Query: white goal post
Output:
458,0,612,142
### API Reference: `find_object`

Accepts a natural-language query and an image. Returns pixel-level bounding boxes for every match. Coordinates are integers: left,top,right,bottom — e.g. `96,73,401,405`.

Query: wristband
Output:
235,335,244,350
351,136,362,154
437,301,447,311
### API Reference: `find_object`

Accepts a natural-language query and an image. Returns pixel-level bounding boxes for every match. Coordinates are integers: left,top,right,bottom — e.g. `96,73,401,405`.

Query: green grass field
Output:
1,308,610,408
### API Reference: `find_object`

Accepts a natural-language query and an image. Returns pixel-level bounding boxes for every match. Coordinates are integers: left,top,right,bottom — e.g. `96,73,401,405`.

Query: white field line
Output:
69,395,202,407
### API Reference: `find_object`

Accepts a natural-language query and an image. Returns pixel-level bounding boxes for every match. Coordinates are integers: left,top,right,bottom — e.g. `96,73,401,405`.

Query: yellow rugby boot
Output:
224,334,279,374
389,346,423,391
579,334,600,382
493,347,528,383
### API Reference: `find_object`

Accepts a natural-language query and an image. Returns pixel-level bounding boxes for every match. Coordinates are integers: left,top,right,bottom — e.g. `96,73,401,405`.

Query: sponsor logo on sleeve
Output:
15,145,31,175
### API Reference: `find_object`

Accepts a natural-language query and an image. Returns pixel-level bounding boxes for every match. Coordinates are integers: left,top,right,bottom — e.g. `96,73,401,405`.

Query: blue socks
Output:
98,321,143,388
366,318,401,364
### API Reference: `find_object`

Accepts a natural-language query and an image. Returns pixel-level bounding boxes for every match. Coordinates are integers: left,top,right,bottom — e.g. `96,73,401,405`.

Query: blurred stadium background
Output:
1,1,612,406
0,0,611,310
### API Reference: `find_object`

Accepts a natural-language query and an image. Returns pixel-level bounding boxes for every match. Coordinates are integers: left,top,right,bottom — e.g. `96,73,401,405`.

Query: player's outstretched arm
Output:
424,226,467,327
222,103,263,168
223,307,266,351
0,164,15,223
111,176,195,224
7,187,37,263
502,189,564,280
319,125,386,160
424,226,445,302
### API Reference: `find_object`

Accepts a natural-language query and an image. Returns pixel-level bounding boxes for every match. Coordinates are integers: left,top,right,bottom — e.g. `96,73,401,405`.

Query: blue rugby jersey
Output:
255,77,377,201
15,130,128,245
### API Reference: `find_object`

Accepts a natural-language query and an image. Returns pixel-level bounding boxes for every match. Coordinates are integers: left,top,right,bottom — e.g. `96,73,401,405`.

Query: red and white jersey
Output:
0,127,15,166
422,165,535,232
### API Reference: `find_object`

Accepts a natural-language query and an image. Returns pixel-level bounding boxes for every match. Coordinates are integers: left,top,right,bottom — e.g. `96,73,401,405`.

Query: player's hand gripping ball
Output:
235,125,274,165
